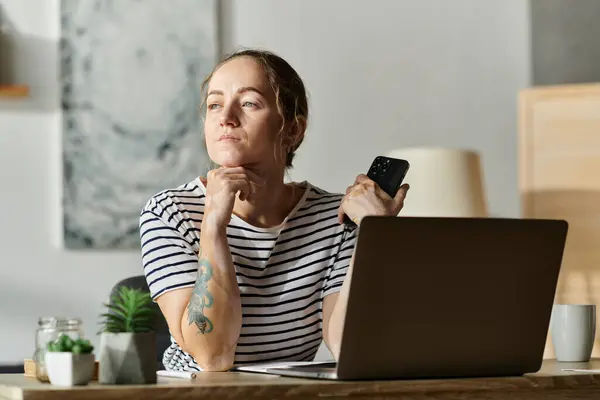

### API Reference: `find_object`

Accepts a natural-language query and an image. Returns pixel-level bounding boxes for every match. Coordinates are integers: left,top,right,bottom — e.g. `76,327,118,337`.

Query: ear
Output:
288,116,307,149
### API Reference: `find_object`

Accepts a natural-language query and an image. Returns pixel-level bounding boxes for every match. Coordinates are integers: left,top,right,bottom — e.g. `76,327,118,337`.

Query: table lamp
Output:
386,147,488,217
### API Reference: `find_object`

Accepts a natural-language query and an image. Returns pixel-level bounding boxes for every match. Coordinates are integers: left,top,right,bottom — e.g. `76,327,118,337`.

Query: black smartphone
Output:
343,156,410,227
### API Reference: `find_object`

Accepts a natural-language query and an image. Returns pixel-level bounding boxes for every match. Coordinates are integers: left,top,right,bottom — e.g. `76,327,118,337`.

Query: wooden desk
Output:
1,359,600,400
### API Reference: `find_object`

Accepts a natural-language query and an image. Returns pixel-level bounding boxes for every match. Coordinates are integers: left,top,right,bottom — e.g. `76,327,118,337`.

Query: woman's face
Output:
204,56,284,169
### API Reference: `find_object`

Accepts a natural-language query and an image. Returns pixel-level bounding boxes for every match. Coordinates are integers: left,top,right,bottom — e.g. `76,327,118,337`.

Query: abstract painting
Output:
61,0,217,249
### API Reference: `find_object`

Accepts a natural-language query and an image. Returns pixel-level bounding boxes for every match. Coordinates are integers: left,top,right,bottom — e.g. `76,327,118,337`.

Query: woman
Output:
139,49,409,372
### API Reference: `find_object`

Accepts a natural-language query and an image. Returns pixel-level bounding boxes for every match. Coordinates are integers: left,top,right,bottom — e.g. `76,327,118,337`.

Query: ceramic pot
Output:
98,332,157,384
44,352,95,386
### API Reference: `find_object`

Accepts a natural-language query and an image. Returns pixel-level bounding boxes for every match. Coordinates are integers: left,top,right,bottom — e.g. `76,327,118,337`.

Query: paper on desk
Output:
157,370,197,379
561,369,600,373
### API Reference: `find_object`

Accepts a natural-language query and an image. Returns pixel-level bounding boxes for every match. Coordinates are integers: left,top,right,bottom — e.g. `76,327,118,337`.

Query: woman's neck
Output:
231,167,303,228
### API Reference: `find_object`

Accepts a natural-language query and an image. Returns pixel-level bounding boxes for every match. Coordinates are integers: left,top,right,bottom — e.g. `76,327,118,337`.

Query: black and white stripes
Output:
139,177,356,370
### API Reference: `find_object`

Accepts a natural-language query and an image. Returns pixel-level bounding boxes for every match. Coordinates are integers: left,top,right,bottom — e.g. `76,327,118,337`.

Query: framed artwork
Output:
60,0,217,249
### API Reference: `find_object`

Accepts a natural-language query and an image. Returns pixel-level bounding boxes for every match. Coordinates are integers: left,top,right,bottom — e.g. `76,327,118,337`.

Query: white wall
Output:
222,0,531,216
0,0,530,364
0,0,143,364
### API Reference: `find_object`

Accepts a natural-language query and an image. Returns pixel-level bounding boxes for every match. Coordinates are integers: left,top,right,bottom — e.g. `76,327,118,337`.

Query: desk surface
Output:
2,359,600,400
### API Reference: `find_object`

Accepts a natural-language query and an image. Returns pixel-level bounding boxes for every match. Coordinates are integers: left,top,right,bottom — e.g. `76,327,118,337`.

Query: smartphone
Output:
343,156,410,226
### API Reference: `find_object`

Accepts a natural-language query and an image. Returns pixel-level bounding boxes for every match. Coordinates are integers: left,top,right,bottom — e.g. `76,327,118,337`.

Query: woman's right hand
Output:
202,167,264,229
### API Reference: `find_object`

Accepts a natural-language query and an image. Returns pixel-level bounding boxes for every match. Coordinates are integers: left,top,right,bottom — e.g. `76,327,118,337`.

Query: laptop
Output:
234,216,568,380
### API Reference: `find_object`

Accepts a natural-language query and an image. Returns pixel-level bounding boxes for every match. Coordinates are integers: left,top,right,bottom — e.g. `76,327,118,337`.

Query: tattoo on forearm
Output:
187,249,214,334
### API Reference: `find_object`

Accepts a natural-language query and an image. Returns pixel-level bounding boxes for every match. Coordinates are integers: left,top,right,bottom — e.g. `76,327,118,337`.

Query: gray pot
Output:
98,332,157,384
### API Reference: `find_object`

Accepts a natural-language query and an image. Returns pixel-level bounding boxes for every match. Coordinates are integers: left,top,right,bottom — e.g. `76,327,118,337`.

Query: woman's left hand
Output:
337,174,410,225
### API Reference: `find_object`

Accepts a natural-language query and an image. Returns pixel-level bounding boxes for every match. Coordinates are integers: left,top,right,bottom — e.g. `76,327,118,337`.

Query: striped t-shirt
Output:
139,177,357,370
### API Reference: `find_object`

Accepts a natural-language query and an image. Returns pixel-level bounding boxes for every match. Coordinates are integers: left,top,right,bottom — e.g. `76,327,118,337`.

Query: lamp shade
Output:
386,147,488,217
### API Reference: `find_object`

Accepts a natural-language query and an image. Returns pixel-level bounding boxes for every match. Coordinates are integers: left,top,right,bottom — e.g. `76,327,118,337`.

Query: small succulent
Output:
47,334,94,354
99,286,156,333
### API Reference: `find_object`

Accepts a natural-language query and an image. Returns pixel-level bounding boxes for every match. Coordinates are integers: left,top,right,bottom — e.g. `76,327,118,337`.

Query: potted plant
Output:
44,334,95,386
98,286,158,384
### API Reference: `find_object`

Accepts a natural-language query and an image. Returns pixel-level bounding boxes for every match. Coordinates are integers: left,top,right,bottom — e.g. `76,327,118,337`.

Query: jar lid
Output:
37,317,82,328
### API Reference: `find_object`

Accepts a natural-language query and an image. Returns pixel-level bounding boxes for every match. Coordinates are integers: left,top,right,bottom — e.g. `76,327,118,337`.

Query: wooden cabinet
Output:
519,83,600,358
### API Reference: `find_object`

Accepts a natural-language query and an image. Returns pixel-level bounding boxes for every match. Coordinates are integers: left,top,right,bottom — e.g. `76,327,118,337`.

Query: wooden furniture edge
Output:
0,85,30,98
518,89,534,218
519,82,600,98
4,371,600,400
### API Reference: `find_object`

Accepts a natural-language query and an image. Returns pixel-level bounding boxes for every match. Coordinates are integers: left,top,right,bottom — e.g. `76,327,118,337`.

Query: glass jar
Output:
33,317,84,382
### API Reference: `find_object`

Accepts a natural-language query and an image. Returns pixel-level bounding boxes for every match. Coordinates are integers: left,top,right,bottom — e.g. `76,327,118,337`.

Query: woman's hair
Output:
200,48,309,168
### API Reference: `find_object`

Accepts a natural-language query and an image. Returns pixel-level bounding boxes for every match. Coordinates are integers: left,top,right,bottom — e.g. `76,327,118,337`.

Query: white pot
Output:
44,352,95,386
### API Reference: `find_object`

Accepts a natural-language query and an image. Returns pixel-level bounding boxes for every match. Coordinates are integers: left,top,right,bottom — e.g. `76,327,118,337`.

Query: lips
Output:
218,134,240,142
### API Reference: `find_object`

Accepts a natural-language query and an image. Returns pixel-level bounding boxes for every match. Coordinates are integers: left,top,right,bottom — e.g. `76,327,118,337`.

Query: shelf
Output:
0,85,30,98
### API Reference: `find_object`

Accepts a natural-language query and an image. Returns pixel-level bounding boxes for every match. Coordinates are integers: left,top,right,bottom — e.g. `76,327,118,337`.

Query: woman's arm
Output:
157,222,242,372
325,174,410,358
153,167,262,371
322,256,353,359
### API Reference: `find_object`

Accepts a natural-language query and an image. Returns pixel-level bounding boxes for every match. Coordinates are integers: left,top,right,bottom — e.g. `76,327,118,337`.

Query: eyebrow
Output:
207,87,265,97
